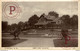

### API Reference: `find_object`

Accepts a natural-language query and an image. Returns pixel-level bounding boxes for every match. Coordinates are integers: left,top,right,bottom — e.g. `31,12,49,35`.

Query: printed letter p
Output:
9,6,15,15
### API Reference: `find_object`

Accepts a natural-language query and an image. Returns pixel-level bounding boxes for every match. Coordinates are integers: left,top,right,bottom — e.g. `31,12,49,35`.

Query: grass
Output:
53,39,78,47
2,29,78,47
2,39,27,47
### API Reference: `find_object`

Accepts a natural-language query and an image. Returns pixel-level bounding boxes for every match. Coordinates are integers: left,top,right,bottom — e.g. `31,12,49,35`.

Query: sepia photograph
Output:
2,1,78,47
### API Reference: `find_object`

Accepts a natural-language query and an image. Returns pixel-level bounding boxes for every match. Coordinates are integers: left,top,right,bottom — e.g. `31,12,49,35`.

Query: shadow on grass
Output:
2,39,27,47
53,39,78,47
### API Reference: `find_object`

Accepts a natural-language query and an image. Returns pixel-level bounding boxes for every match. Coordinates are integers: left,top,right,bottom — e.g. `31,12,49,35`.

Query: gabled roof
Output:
53,17,61,22
35,14,61,25
44,15,56,21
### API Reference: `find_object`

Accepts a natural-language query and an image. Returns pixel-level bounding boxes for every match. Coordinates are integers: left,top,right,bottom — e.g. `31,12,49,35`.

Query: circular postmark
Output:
3,2,21,19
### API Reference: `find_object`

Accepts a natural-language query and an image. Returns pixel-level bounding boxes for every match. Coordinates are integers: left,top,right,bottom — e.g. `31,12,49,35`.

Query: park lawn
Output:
53,39,78,47
2,39,27,47
2,29,78,47
2,29,78,37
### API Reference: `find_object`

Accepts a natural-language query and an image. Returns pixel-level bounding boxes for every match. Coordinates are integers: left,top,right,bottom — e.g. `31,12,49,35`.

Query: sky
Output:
2,1,78,25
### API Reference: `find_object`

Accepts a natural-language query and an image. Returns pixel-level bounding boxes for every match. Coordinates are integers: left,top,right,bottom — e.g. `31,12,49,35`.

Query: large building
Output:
35,13,62,28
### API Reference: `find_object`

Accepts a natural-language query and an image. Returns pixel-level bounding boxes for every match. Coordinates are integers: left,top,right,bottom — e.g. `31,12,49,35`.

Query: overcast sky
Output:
2,2,78,25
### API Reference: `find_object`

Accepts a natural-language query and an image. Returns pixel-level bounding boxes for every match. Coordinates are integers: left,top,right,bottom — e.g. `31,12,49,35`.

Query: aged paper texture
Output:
0,0,80,50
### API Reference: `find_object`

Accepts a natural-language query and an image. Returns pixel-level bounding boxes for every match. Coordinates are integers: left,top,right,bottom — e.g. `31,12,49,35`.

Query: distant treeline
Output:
2,11,78,32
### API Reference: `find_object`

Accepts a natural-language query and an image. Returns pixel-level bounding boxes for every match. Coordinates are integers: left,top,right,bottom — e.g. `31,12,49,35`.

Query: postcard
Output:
0,0,79,50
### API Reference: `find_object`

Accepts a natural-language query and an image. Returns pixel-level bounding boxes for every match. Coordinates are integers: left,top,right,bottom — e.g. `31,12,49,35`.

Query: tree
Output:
23,21,29,29
7,25,11,31
70,15,78,29
18,21,24,30
61,15,70,29
2,21,8,31
48,11,59,17
28,14,39,26
11,23,18,30
11,22,24,40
